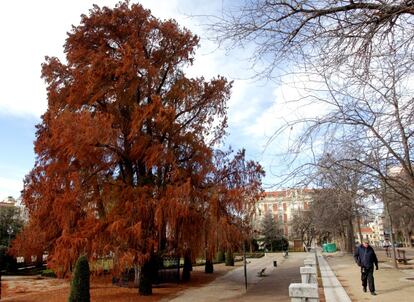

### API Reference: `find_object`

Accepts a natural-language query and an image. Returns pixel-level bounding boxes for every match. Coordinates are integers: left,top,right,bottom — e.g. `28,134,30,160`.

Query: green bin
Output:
322,243,328,252
325,243,337,253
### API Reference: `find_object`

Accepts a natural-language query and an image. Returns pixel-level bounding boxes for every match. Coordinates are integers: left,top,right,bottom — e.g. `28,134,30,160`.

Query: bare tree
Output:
211,0,414,77
307,148,374,253
291,209,315,248
384,173,414,248
272,46,414,209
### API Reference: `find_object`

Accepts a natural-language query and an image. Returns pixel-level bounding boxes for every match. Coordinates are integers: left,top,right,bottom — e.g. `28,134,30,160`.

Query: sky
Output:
0,0,320,200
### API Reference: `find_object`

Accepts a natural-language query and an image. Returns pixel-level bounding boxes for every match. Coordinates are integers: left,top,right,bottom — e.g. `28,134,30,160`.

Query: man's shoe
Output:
371,292,377,295
363,287,367,292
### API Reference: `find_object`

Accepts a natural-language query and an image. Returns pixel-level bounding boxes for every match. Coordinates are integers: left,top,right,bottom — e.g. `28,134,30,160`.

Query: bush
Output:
257,237,289,252
234,252,265,258
216,250,225,262
0,246,18,273
41,269,57,278
68,255,90,302
225,251,234,266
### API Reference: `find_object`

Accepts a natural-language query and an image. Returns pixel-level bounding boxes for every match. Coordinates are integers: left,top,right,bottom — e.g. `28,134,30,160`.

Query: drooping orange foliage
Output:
12,1,264,294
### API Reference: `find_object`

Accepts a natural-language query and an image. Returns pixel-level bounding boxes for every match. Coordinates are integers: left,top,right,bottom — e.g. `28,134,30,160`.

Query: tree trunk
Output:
205,250,214,274
386,203,399,269
35,252,44,268
403,228,411,247
205,259,214,273
158,222,167,252
347,218,355,253
182,250,192,282
139,261,153,295
356,215,363,243
133,264,140,288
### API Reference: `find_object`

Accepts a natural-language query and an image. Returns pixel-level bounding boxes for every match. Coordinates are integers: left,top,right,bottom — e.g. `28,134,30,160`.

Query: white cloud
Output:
0,176,23,200
0,0,239,118
245,72,330,143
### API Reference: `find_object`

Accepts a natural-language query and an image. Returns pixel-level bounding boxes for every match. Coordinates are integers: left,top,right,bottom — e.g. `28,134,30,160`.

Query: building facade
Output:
0,196,28,222
253,189,313,239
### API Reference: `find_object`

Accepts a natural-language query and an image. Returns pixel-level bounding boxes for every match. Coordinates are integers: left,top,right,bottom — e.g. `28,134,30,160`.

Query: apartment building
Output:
253,189,313,238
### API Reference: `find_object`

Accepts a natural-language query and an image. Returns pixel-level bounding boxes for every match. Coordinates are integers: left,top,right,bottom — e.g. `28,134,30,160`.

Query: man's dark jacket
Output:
354,245,378,269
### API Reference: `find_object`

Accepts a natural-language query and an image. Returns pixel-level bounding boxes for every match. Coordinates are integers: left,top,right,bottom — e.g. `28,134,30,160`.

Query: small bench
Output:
257,268,266,277
397,249,409,265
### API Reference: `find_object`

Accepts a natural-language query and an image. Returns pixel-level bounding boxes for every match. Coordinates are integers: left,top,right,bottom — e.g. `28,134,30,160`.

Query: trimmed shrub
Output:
0,246,18,273
216,250,225,262
225,251,234,266
41,269,57,278
68,255,90,302
234,252,265,258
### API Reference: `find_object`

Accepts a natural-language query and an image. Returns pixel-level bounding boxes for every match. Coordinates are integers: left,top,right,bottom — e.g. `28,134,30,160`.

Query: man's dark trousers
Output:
361,266,375,292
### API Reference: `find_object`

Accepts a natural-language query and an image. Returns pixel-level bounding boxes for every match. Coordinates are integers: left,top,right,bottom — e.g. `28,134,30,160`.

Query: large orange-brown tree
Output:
12,1,263,295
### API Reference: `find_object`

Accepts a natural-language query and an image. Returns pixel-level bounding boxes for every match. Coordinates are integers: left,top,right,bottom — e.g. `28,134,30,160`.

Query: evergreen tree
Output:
225,250,234,266
68,255,90,302
261,211,279,251
216,250,225,262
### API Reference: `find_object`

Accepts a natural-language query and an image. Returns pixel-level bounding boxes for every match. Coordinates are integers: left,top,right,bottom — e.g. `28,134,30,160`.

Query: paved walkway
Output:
317,251,351,302
164,252,308,302
161,247,414,302
325,247,414,302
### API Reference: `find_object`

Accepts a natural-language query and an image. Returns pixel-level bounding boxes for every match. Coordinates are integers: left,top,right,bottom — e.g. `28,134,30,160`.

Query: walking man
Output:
354,240,379,295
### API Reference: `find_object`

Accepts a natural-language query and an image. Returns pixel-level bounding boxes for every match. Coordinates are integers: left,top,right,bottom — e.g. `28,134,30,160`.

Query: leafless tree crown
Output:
211,0,414,75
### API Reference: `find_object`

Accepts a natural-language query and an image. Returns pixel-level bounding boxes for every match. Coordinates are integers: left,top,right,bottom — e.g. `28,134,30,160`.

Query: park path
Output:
164,252,309,302
325,248,414,302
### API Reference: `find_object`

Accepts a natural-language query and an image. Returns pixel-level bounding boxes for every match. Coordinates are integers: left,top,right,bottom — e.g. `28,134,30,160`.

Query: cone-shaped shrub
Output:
216,250,225,263
225,251,234,266
68,255,90,302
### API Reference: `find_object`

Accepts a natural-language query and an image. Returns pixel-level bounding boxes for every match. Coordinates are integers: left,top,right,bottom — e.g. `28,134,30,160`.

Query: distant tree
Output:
291,210,314,248
0,206,23,247
225,250,234,266
216,249,225,262
383,174,414,248
260,211,279,251
306,148,374,253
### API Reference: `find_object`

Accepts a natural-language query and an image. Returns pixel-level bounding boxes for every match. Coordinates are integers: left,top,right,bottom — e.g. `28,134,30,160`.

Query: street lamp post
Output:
243,240,247,291
7,226,13,246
